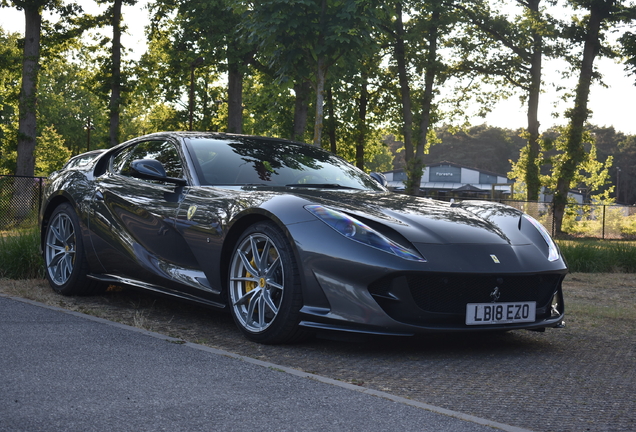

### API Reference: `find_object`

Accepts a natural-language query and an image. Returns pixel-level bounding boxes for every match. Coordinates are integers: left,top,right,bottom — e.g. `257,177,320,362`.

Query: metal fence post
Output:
602,205,606,240
38,178,43,216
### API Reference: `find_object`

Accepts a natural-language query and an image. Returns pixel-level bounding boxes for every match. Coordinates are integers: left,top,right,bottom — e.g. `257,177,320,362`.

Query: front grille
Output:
369,273,562,315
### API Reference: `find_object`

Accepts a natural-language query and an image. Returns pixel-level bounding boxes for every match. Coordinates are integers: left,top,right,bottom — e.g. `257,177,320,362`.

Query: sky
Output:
1,2,635,135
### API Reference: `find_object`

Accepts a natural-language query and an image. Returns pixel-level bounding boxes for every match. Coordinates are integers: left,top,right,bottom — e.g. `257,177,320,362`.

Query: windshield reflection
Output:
185,137,384,191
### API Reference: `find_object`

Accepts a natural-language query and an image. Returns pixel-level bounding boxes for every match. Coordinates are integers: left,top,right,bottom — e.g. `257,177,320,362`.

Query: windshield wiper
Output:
285,183,360,190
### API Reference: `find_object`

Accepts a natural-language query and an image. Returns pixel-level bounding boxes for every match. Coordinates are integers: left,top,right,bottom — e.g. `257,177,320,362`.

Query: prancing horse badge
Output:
187,205,197,220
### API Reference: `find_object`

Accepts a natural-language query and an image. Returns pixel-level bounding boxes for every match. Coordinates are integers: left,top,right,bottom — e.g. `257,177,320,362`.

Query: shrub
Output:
0,228,44,279
557,240,636,273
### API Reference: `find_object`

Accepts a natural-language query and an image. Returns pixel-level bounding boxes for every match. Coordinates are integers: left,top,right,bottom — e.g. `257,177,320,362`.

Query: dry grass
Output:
1,273,634,340
559,273,636,335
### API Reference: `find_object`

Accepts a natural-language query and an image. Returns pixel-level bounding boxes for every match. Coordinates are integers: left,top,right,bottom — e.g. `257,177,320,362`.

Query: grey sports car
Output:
40,132,567,344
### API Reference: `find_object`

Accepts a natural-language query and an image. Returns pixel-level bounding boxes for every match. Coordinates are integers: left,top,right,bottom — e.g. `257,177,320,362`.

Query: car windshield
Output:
185,137,385,191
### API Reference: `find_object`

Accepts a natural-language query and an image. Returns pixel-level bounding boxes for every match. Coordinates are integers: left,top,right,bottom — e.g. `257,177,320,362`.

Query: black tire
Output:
44,203,105,296
228,221,308,344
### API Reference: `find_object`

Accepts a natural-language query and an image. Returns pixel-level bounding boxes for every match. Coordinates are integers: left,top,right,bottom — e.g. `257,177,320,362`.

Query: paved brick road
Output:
2,278,634,432
114,292,635,432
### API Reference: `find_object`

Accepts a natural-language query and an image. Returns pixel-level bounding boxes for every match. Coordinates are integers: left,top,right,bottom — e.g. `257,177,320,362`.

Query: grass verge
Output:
556,240,636,273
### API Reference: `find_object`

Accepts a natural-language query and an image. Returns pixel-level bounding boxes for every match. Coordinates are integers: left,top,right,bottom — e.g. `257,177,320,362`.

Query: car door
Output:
88,139,200,286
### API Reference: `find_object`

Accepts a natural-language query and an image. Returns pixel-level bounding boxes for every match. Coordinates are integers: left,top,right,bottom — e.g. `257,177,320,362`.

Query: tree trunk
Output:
524,0,543,201
291,80,310,141
13,4,42,221
409,10,440,196
394,1,414,163
15,5,41,177
553,0,612,235
312,0,328,147
326,87,337,153
356,77,368,170
109,0,122,147
312,56,326,147
227,61,243,134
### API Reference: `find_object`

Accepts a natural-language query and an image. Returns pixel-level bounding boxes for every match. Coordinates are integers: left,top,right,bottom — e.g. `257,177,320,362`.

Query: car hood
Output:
288,189,524,245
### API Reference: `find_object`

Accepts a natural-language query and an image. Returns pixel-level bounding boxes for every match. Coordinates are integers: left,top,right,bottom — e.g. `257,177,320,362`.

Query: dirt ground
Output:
1,273,635,432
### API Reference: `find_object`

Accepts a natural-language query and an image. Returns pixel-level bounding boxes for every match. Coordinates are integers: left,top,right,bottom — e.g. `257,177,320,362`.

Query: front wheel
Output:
228,221,307,344
44,203,104,296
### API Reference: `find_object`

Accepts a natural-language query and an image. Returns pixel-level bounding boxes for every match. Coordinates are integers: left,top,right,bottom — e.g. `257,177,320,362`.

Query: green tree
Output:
242,72,296,138
149,0,252,134
553,0,635,234
544,125,614,204
4,0,50,177
0,29,22,174
382,0,459,195
1,0,89,175
616,134,636,204
247,0,377,146
34,125,71,175
1,0,84,220
97,0,137,147
37,48,108,154
455,0,561,201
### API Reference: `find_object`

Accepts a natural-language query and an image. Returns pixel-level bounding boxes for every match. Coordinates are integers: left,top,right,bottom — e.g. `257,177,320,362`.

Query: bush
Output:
620,214,636,236
559,205,636,240
557,240,636,273
0,228,45,279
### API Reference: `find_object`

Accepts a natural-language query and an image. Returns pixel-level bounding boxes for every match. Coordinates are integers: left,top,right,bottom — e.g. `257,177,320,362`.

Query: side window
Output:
112,146,134,174
112,140,184,180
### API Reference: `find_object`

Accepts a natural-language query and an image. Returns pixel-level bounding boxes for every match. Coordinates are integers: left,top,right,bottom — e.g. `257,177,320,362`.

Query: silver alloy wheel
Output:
45,212,76,286
229,233,284,333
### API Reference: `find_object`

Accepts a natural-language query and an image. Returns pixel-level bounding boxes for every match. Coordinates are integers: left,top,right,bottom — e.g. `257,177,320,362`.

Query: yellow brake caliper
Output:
245,247,269,293
245,256,257,293
245,248,278,302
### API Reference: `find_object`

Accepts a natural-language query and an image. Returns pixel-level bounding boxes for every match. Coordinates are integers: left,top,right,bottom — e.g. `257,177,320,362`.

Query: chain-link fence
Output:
499,200,636,239
559,203,636,240
488,200,636,240
0,175,45,231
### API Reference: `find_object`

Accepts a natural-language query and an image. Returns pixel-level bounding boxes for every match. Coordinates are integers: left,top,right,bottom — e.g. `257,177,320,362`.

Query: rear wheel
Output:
228,221,307,344
44,203,104,295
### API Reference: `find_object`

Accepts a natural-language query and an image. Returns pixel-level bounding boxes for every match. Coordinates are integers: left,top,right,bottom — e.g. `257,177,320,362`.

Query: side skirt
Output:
87,273,227,309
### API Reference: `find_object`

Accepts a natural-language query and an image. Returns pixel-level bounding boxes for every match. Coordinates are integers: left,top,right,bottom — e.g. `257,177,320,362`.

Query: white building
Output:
383,161,586,203
384,162,514,200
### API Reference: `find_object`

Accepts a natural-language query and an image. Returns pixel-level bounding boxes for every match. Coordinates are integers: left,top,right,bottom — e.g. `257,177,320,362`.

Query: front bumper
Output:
298,268,567,336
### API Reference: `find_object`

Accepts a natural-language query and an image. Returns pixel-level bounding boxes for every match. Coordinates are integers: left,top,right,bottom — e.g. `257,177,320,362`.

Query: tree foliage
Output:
0,0,634,204
0,29,22,174
552,0,636,234
455,0,562,201
35,125,71,175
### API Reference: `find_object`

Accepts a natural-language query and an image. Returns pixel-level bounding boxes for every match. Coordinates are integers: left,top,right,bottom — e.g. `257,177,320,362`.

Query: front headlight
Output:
523,214,560,262
305,205,426,262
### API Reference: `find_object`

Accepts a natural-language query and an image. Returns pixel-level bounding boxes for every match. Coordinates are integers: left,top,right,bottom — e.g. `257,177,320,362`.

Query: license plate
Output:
466,302,536,325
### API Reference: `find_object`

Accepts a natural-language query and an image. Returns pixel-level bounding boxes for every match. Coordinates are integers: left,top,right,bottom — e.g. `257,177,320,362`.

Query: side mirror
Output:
130,159,187,186
370,172,387,187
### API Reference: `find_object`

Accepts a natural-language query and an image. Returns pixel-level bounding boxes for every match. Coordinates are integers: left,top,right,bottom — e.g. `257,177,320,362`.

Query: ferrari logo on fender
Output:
187,205,197,220
490,254,500,263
